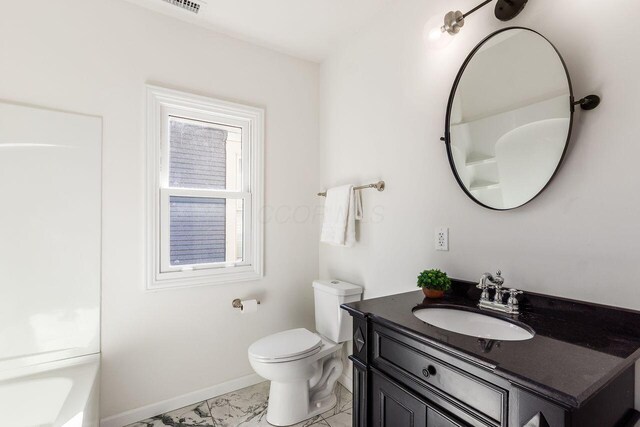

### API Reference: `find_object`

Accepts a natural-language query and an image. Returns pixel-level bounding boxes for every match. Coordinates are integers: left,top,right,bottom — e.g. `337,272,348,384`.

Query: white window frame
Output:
146,85,264,290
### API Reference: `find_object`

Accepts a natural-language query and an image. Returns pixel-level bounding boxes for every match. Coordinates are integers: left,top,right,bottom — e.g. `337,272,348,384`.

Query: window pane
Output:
169,196,244,266
168,116,242,190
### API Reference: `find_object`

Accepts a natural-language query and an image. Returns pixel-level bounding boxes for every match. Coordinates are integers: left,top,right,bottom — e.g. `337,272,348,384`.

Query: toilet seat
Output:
249,328,323,363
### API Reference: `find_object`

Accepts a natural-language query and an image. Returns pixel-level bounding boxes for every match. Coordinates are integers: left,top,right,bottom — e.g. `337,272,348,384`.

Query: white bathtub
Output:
0,354,100,427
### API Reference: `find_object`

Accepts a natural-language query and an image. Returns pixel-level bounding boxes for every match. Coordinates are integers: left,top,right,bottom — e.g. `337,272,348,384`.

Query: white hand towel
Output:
320,185,360,247
354,188,363,221
345,189,363,246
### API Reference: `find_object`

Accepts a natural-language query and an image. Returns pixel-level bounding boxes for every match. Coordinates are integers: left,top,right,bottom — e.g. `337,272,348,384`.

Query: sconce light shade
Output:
443,11,465,35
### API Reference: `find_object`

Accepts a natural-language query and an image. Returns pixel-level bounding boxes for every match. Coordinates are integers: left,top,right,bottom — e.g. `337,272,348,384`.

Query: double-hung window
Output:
146,85,264,289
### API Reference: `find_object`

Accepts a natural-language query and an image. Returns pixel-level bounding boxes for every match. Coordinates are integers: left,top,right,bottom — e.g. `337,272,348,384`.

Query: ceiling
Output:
122,0,396,62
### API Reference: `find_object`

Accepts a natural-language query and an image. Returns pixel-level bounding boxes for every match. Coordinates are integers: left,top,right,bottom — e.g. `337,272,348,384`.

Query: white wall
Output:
319,0,640,407
320,0,640,307
0,0,320,419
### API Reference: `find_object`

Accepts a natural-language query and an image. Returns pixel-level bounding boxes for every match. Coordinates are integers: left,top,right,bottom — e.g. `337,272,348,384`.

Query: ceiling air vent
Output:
161,0,203,15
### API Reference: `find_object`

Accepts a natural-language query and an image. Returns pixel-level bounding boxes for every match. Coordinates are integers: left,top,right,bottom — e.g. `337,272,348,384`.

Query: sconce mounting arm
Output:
442,0,529,36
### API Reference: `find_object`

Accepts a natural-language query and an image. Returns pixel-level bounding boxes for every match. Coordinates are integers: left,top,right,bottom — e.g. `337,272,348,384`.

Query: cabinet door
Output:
371,371,465,427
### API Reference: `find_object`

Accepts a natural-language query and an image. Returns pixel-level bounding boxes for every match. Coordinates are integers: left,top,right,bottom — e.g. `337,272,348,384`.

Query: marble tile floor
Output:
126,381,352,427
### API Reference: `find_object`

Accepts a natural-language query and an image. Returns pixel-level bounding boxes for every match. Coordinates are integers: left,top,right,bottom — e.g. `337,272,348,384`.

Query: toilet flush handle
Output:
232,298,261,310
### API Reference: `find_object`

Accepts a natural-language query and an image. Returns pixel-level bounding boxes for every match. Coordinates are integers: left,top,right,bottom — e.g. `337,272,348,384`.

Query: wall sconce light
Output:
426,0,528,49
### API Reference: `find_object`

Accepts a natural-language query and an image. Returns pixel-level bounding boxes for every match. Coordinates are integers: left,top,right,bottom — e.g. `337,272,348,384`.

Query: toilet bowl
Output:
249,328,342,426
248,280,363,426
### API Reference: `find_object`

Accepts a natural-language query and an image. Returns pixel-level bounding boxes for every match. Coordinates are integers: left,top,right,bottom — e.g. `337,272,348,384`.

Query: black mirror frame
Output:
444,27,576,211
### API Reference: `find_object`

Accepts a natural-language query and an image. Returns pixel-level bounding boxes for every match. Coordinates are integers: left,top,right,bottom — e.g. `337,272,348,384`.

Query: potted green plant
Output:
417,269,451,299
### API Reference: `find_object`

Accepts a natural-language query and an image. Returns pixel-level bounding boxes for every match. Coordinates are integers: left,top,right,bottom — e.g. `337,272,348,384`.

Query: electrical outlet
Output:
435,227,449,251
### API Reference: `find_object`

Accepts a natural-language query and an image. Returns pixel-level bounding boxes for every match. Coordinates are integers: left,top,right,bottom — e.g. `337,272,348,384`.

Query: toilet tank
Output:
313,280,363,343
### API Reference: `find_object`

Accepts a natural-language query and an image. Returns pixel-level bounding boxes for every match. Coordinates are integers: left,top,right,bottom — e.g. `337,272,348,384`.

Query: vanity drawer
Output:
372,324,507,426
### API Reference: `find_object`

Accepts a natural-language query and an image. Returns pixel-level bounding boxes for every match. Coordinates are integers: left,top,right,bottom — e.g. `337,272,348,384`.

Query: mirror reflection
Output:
447,28,572,210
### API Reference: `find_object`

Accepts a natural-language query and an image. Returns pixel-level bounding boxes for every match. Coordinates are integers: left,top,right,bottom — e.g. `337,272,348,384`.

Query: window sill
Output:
147,266,263,291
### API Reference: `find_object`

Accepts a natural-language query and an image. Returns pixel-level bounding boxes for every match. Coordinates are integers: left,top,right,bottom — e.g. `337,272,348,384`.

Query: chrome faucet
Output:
477,270,523,315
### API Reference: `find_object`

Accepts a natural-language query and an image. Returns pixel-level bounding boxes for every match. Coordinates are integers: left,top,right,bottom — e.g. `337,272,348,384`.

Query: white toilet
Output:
248,280,363,426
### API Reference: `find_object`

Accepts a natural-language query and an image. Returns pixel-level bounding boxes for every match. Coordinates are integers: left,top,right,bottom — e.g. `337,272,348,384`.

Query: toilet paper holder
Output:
232,298,261,310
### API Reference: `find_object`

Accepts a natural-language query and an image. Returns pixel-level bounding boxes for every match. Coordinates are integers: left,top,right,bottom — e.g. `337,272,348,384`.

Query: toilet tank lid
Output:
313,280,363,296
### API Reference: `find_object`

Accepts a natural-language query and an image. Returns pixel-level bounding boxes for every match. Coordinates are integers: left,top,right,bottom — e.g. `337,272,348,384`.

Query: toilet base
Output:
266,382,337,426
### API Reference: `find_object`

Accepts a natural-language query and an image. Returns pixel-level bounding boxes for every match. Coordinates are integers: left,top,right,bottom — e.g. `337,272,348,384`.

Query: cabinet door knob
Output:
422,365,437,378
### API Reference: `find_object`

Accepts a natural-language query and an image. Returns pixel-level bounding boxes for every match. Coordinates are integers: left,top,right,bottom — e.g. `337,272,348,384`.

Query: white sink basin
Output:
413,308,534,341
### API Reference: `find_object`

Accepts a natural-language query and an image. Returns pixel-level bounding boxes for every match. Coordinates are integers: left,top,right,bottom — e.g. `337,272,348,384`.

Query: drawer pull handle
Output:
422,365,437,378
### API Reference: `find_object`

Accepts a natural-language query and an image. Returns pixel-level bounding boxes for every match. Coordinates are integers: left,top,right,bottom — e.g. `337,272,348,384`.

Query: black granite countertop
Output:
342,279,640,408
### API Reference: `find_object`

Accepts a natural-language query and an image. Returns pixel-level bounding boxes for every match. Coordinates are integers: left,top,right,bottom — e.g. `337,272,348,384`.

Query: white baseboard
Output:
100,373,263,427
338,372,352,393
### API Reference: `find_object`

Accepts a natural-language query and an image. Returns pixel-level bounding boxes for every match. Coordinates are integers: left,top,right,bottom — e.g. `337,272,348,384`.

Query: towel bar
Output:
317,181,385,197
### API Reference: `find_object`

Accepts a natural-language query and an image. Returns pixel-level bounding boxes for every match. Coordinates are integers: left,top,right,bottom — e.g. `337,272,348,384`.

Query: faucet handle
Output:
507,288,523,305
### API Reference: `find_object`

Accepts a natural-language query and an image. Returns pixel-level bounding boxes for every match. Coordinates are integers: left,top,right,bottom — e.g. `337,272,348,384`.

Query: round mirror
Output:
445,28,573,210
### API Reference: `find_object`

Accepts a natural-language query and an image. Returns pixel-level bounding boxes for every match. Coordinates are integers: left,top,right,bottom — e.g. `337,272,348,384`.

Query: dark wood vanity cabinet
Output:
348,314,637,427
